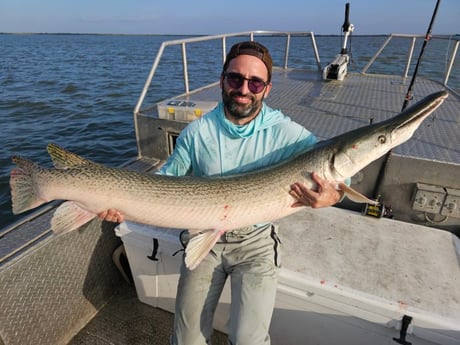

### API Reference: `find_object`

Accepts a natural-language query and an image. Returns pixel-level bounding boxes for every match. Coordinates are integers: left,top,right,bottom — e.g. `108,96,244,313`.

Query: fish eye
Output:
378,135,386,144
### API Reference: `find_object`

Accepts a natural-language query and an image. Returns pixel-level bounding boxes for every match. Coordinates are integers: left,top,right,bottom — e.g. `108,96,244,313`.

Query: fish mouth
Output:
394,90,449,131
330,90,449,180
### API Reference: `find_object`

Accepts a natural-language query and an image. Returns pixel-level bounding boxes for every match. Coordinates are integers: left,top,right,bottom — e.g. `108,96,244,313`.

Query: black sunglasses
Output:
224,72,267,94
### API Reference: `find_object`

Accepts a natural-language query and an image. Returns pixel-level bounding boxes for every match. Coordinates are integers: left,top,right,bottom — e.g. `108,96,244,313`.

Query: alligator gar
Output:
10,90,448,269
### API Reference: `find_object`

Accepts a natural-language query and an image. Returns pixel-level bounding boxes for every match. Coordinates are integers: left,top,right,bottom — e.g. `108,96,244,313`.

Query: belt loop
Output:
221,231,230,242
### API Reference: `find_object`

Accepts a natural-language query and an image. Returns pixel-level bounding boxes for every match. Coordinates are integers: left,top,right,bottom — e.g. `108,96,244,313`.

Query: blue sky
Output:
0,0,458,35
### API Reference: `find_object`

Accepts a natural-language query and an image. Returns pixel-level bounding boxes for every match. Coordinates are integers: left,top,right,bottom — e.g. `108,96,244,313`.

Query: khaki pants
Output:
171,223,281,345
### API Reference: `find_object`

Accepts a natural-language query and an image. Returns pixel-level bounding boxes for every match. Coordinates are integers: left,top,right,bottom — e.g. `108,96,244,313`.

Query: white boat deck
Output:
113,205,460,345
276,207,460,322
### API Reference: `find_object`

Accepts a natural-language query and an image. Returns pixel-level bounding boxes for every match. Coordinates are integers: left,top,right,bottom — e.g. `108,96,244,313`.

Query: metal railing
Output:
361,33,459,94
134,32,459,118
133,31,322,115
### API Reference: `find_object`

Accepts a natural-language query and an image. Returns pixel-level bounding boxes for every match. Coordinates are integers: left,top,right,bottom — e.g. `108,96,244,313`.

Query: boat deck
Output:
68,282,228,345
68,68,460,344
1,66,459,345
156,67,459,163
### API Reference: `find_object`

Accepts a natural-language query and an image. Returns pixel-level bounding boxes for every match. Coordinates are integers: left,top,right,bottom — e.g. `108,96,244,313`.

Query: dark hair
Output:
222,41,273,82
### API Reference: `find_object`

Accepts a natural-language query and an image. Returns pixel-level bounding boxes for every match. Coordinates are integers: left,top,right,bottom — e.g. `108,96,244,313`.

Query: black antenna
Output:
342,3,351,33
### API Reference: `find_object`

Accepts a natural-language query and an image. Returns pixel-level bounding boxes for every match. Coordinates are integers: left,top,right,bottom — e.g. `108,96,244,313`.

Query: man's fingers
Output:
98,209,124,223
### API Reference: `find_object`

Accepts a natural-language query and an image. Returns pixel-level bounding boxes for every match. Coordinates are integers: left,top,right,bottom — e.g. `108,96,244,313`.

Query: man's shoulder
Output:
262,113,316,149
268,117,310,137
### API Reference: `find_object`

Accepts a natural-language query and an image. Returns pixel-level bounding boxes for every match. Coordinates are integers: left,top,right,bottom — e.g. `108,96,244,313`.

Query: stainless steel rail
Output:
133,31,322,115
361,33,459,94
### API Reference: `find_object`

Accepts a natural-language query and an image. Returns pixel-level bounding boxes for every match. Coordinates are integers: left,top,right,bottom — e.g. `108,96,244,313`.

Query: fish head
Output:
331,90,449,179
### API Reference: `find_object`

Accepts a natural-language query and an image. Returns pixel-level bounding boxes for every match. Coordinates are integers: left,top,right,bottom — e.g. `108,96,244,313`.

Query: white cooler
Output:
115,222,231,332
116,207,460,345
115,223,183,312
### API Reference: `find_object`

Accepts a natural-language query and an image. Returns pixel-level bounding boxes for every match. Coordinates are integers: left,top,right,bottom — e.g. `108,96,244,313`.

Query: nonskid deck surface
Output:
173,68,460,164
68,283,228,345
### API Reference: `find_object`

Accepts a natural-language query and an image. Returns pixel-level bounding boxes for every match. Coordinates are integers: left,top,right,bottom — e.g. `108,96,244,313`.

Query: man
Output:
100,41,342,345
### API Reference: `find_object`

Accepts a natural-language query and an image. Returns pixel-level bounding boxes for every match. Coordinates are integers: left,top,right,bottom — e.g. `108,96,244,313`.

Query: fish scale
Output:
9,90,448,269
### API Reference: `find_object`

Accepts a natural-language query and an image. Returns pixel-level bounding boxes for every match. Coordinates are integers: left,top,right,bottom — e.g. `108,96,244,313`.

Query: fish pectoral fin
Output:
338,182,379,205
51,201,97,234
185,229,224,270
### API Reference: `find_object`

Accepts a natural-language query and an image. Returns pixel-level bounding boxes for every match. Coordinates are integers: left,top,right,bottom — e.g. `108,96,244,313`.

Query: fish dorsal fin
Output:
47,143,95,169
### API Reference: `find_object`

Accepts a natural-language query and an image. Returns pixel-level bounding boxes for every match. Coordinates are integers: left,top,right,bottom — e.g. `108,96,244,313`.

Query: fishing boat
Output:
1,4,460,345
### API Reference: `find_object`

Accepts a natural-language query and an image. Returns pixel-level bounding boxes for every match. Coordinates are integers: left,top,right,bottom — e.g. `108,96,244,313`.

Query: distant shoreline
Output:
0,32,179,37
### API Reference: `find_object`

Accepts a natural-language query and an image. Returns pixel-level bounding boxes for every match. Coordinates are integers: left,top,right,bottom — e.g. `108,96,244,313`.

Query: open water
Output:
1,33,459,226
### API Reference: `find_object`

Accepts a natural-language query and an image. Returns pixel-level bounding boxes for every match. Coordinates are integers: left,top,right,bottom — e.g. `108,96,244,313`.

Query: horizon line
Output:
1,32,458,37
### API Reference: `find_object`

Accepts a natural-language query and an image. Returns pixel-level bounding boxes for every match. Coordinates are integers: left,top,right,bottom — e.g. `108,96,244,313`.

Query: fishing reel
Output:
362,201,393,218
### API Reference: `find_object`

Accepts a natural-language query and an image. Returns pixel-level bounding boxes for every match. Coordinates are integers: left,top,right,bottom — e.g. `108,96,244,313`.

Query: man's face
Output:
221,55,272,125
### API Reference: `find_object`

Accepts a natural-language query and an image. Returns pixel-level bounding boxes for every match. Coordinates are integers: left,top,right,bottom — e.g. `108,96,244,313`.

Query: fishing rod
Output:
364,0,442,218
401,0,442,111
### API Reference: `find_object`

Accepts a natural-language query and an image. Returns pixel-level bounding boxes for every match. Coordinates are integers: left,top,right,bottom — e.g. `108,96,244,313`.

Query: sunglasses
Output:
224,72,267,94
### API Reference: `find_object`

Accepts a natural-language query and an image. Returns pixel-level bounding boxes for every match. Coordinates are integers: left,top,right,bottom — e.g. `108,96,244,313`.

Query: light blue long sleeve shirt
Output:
158,102,317,177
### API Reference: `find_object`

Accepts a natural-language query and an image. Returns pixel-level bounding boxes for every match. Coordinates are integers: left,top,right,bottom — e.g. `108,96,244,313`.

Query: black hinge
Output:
147,238,159,261
393,315,413,345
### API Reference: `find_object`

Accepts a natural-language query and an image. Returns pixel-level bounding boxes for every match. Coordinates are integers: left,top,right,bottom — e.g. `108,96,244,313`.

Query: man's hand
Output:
289,172,343,208
98,209,125,223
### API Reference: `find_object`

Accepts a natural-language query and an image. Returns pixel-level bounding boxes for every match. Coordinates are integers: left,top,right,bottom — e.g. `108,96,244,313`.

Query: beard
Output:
222,89,263,120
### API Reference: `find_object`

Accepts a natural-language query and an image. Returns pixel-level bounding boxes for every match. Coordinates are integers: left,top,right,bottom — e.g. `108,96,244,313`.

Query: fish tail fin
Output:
47,143,95,169
185,229,224,270
338,182,379,205
51,201,97,234
10,156,47,214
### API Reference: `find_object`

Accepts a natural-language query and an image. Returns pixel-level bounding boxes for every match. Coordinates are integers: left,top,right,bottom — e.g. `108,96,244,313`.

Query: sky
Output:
0,0,459,35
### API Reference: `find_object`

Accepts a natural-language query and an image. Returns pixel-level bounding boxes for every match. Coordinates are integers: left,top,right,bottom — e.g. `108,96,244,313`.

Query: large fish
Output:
10,90,448,269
